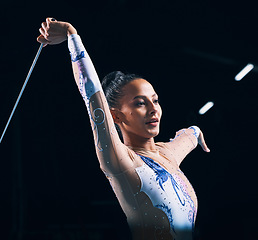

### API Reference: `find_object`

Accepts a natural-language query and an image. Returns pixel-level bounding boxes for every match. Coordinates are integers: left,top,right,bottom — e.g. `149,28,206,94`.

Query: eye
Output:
135,100,145,107
135,101,145,106
153,99,159,104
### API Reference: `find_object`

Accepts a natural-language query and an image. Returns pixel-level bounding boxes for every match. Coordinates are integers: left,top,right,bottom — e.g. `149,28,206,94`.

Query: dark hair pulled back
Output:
102,71,142,108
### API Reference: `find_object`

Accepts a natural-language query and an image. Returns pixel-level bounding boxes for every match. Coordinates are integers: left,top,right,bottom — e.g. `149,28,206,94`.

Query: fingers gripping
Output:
46,17,56,24
37,17,57,46
41,18,56,37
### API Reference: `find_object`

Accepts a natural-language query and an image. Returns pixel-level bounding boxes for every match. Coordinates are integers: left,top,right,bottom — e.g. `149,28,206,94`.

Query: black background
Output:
0,0,258,239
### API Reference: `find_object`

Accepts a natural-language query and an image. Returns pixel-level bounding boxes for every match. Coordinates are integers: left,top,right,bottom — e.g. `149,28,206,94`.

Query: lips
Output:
145,118,159,125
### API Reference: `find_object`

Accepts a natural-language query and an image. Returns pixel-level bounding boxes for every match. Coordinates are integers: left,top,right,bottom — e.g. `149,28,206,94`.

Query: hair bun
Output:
101,71,124,93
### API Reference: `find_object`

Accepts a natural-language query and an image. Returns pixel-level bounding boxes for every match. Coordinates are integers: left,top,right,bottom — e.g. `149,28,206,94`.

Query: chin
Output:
147,129,160,138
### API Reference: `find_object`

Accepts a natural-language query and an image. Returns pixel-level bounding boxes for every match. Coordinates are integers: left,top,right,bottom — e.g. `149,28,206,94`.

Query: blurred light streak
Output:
199,101,214,115
235,63,254,81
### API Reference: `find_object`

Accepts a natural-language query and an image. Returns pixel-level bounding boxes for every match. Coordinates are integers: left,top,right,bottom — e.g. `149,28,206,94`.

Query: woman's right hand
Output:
198,130,210,153
37,18,77,47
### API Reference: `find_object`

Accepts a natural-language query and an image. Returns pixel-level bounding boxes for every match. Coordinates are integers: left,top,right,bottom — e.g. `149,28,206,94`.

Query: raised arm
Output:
37,18,132,173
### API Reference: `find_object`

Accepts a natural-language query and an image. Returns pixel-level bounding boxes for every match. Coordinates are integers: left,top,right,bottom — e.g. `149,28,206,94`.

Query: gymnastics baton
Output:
0,43,44,143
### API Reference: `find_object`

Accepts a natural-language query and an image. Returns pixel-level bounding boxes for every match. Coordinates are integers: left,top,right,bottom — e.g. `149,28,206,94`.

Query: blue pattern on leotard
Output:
138,154,186,206
137,154,196,237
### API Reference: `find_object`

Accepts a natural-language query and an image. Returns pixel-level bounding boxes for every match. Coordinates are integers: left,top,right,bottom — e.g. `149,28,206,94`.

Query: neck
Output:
122,133,156,151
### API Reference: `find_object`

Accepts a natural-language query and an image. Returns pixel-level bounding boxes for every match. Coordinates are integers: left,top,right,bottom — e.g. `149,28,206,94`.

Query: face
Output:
114,78,162,141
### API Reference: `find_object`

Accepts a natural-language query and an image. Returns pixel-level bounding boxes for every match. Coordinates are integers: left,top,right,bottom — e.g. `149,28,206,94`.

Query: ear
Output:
110,108,123,124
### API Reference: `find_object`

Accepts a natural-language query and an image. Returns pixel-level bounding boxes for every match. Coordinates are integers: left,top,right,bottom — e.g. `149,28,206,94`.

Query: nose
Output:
150,108,157,115
149,102,158,115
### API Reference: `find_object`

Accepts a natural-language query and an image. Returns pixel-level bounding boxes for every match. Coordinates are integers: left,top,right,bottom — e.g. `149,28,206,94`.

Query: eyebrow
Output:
133,93,158,100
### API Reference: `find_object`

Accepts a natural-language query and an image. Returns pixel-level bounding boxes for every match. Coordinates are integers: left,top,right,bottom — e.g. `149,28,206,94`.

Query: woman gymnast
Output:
37,17,210,240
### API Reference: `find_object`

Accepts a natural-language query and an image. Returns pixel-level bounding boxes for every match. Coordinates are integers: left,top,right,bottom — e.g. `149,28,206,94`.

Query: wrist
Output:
67,23,77,37
188,126,201,139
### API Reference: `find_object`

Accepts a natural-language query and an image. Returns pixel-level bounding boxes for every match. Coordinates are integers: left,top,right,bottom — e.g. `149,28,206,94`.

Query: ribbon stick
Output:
0,43,44,143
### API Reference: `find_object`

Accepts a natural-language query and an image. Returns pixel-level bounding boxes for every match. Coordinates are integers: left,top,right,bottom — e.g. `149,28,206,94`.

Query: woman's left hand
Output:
198,131,210,152
37,17,77,47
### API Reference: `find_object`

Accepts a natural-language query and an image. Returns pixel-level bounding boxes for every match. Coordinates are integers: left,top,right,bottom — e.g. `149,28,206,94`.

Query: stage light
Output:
199,101,214,115
235,63,254,81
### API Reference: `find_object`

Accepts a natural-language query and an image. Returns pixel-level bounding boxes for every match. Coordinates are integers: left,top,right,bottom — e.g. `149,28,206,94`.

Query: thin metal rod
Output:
0,43,44,143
